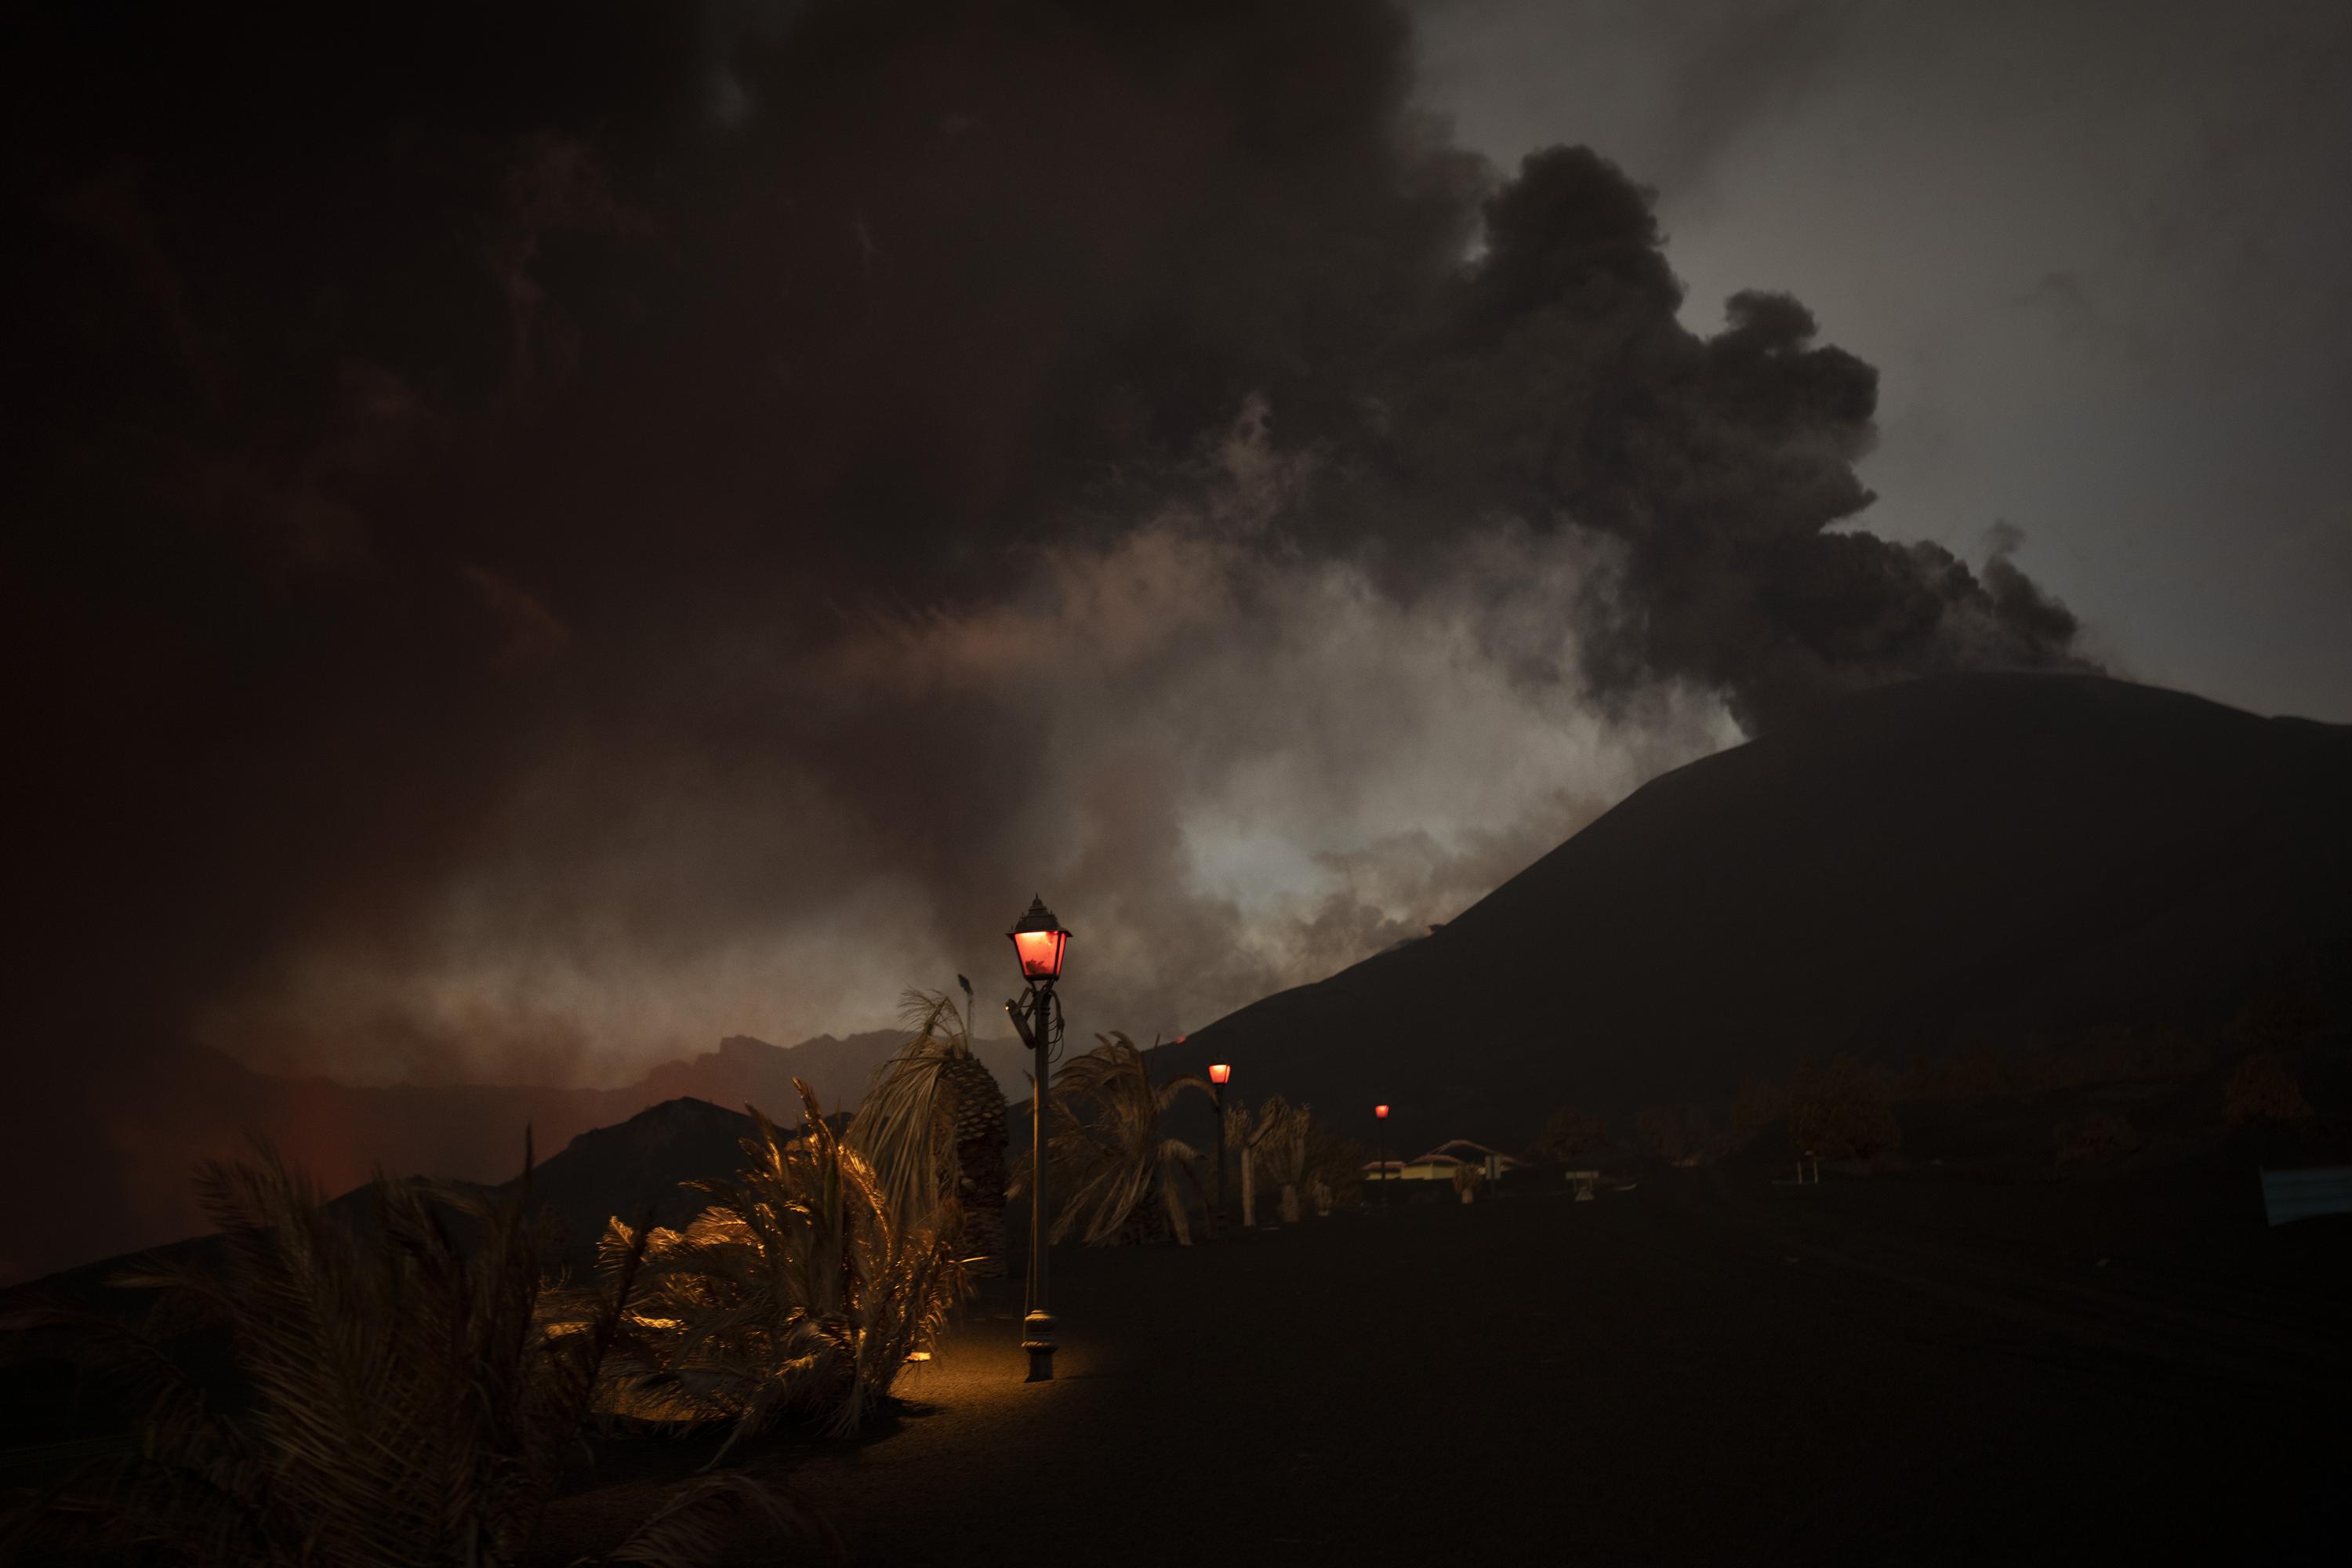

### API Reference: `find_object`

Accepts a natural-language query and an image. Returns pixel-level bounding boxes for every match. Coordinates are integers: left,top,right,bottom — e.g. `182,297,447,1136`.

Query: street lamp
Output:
1005,895,1069,1382
1374,1104,1390,1208
1208,1063,1232,1227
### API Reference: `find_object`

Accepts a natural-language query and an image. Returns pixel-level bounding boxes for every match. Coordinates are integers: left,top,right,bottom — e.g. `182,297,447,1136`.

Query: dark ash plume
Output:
2,0,2085,1278
1300,144,2089,729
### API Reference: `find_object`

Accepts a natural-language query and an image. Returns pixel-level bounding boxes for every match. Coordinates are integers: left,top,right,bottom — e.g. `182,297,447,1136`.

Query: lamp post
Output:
1374,1104,1390,1208
1005,895,1069,1382
1208,1063,1232,1227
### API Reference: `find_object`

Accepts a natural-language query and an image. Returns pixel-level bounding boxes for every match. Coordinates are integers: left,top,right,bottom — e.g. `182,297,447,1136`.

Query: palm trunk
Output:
1242,1147,1256,1228
1161,1163,1192,1247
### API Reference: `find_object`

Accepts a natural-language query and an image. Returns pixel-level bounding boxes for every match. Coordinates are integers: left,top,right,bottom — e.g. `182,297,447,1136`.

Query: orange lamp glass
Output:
1007,895,1070,983
1374,1103,1389,1120
1209,1063,1231,1085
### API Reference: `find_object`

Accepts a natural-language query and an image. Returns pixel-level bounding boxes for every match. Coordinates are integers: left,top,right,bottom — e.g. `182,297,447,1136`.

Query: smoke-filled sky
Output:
5,0,2344,1124
1422,0,2352,720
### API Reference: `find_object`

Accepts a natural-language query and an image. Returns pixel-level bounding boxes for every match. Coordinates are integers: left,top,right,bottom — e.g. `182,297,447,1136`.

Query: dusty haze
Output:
33,0,2350,1278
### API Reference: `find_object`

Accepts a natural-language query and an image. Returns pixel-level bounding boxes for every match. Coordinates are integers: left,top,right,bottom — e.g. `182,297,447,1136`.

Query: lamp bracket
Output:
1004,985,1064,1065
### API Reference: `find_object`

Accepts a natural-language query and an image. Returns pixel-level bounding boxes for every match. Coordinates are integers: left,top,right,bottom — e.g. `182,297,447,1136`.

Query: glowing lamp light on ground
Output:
1209,1063,1231,1085
1007,895,1069,982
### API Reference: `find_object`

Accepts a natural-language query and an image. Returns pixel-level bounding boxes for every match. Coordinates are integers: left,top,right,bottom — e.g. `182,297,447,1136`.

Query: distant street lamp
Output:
1208,1063,1232,1225
1004,895,1069,1382
1374,1104,1390,1208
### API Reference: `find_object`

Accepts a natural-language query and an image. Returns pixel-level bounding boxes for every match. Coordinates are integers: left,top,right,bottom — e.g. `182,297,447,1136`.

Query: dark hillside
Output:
20,1027,1023,1284
0,1098,755,1316
514,1097,757,1271
1169,673,2352,1152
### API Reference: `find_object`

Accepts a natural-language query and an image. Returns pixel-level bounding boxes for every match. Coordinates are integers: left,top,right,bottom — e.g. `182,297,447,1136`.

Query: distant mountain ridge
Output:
630,1029,1033,1124
6,1096,763,1305
1163,673,2352,1154
40,671,2347,1283
220,1022,1029,1175
43,1025,1029,1287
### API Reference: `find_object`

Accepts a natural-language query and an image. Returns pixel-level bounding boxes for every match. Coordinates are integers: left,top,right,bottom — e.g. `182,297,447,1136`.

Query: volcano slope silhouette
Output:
1172,673,2352,1152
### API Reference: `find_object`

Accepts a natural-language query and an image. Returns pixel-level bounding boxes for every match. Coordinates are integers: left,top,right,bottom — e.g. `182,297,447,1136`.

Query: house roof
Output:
1410,1140,1524,1167
1423,1138,1516,1161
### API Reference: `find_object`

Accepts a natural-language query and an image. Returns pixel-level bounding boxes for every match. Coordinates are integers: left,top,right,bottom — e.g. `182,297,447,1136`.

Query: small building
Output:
1398,1151,1465,1181
1382,1140,1525,1182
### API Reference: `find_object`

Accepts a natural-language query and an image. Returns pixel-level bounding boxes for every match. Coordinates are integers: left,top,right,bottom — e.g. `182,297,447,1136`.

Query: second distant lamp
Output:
1208,1062,1232,1223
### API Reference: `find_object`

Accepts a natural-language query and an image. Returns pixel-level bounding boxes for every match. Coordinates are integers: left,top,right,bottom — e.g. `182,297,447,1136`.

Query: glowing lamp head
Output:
1374,1104,1390,1120
1209,1063,1231,1086
1007,895,1070,984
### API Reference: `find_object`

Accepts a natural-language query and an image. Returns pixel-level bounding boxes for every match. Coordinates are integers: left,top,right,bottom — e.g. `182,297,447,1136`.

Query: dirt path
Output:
540,1179,2347,1565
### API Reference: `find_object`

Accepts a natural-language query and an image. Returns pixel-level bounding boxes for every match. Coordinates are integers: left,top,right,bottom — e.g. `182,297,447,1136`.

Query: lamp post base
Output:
1022,1308,1058,1381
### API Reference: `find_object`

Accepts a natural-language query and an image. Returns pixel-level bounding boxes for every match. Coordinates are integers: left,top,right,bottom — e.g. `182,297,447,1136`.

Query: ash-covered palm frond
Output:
593,1468,840,1566
1012,1032,1210,1247
597,1078,967,1449
0,1133,822,1567
844,988,978,1237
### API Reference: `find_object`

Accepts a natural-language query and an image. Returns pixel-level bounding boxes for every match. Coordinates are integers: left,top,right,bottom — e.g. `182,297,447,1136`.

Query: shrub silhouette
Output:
1727,1076,1788,1144
1301,1117,1370,1210
2,1140,823,1566
2223,1052,2316,1125
1635,1104,1714,1164
1905,1025,2216,1101
1788,1054,1901,1160
2055,1110,2143,1163
2227,985,2331,1059
1530,1106,1609,1163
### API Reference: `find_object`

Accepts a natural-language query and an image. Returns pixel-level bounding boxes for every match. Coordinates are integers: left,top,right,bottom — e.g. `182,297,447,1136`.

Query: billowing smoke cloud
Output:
3,1,2083,1273
195,441,1740,1084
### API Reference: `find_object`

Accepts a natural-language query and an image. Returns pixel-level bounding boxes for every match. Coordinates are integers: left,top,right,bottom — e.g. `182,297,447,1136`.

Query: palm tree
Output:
0,1138,822,1566
599,1079,966,1448
846,985,1009,1276
1016,1033,1210,1246
1232,1095,1312,1225
1263,1102,1312,1223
